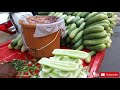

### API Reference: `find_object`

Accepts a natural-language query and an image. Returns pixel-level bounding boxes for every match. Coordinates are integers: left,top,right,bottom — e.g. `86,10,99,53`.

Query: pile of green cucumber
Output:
48,12,117,51
8,34,28,52
38,49,92,78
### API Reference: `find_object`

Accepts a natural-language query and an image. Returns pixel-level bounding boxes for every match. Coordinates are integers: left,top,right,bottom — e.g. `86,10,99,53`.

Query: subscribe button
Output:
100,72,119,78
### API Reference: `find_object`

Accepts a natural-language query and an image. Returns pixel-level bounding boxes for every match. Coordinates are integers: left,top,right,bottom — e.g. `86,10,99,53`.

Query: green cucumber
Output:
109,23,114,29
39,58,79,71
73,65,83,78
52,49,89,59
66,16,75,24
83,25,104,35
76,12,83,16
86,14,108,25
108,18,116,25
8,44,14,49
67,12,73,15
62,29,69,40
106,27,112,33
21,45,27,52
39,71,47,78
80,12,90,18
73,39,83,49
66,37,71,44
66,24,72,29
10,39,18,47
71,30,83,44
109,38,112,43
79,22,86,30
17,38,23,47
15,33,22,41
85,51,96,63
84,12,99,21
61,14,68,19
83,36,110,46
59,71,70,78
71,16,80,23
48,12,55,16
53,12,60,16
75,44,84,51
68,23,77,34
85,19,110,29
107,12,114,18
99,12,107,15
72,12,78,16
64,15,71,21
85,44,106,51
42,66,53,73
56,12,63,17
106,43,111,48
83,30,108,40
14,45,21,50
48,70,60,78
107,33,111,37
69,22,85,40
76,18,85,26
69,28,81,39
95,23,109,30
109,30,114,35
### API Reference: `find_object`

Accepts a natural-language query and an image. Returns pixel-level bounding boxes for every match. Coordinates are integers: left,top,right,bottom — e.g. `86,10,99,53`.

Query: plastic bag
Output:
21,16,66,38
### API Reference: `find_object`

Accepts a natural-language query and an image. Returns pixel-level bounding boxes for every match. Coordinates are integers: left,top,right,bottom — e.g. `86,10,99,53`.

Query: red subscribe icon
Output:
100,72,119,78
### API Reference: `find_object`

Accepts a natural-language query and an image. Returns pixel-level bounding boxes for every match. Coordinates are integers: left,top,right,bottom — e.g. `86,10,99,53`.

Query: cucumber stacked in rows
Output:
48,12,90,50
83,12,117,51
8,34,28,52
48,12,117,51
38,49,90,78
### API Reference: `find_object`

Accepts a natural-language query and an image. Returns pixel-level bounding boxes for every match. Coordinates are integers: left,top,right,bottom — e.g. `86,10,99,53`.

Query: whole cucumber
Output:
66,16,75,24
67,12,73,15
80,12,90,18
106,27,112,33
109,23,114,29
69,28,81,39
83,25,104,35
79,22,86,30
69,22,85,39
76,18,85,27
75,44,84,51
83,36,111,46
53,12,60,16
68,23,77,34
72,12,78,16
76,12,83,17
71,16,80,23
73,38,83,49
83,30,108,40
61,14,68,20
85,44,106,51
85,19,110,29
84,12,99,21
63,29,69,40
86,14,108,25
66,37,71,44
71,30,83,44
56,12,63,17
48,12,55,16
106,43,111,48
